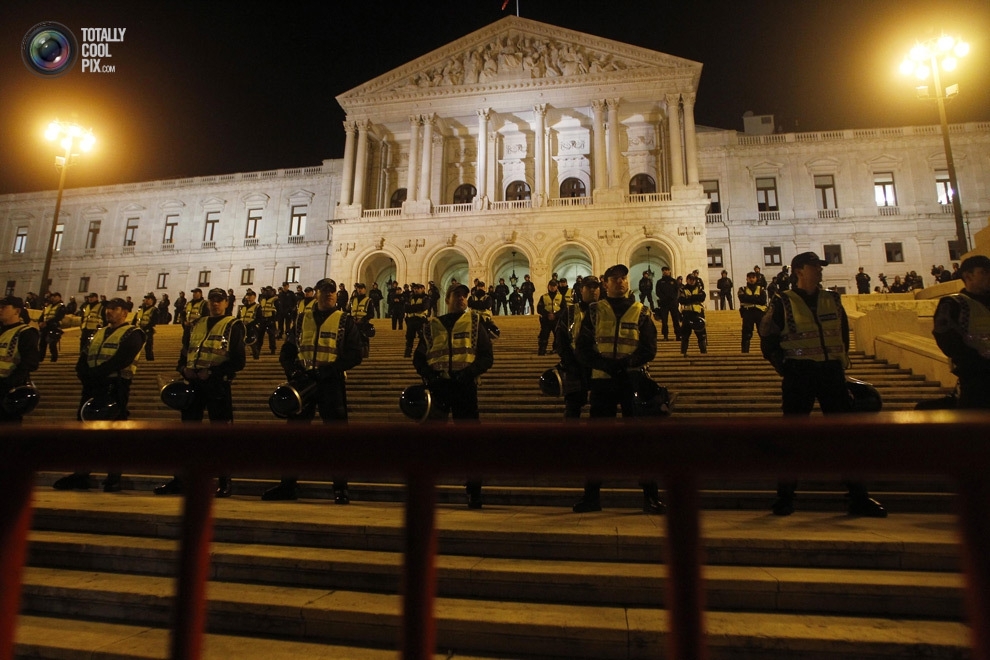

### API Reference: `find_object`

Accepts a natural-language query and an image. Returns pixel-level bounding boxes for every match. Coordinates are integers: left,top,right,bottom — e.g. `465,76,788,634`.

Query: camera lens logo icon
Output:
22,22,78,77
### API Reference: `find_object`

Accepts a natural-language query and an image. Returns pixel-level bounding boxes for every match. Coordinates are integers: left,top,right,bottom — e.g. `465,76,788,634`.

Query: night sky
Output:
1,0,988,196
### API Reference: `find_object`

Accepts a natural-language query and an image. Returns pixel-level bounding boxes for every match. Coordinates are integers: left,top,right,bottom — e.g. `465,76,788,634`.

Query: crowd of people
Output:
4,253,989,517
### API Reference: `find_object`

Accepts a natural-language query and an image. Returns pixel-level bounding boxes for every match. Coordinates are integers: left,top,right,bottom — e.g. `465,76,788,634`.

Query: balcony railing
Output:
287,235,304,244
879,206,901,217
433,203,474,215
625,192,672,203
758,211,780,223
547,196,592,207
161,243,175,251
491,199,532,211
940,204,954,215
705,212,723,224
201,241,216,250
243,238,259,247
122,245,135,255
817,209,840,219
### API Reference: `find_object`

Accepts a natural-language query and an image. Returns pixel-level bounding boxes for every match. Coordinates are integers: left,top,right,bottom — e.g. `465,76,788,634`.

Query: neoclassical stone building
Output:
2,16,988,301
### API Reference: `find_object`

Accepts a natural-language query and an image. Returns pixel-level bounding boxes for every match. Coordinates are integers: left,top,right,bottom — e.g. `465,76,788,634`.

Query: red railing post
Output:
401,470,438,660
169,472,216,660
0,467,34,660
958,474,990,660
664,471,707,660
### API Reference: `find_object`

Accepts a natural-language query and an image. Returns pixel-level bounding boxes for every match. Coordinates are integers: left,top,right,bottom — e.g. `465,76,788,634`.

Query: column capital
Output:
409,115,422,126
421,112,437,127
606,97,620,109
477,107,491,121
343,120,358,134
591,99,607,113
533,103,547,116
681,92,697,106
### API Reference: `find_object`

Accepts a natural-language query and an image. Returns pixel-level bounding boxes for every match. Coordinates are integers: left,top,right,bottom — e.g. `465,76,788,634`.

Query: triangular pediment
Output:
337,16,701,110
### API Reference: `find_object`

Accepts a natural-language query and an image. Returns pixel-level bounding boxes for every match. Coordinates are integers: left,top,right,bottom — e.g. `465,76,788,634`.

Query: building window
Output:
629,174,656,195
814,175,837,210
163,215,178,244
935,169,954,205
116,275,128,292
764,246,782,267
198,271,211,287
289,206,307,237
823,244,843,265
389,188,407,208
452,184,476,204
156,273,169,289
885,242,904,263
756,178,778,211
53,224,64,252
241,269,254,286
77,277,89,294
701,180,721,213
204,211,220,242
124,218,139,246
707,249,724,268
285,266,300,284
505,181,531,201
559,178,586,198
874,172,896,206
948,241,964,261
4,281,15,297
246,209,262,239
86,221,101,249
12,227,27,253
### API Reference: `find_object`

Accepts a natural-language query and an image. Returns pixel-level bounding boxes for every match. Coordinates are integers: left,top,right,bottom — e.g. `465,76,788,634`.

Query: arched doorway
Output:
491,247,531,292
431,248,470,313
357,253,399,311
628,242,672,295
550,244,594,284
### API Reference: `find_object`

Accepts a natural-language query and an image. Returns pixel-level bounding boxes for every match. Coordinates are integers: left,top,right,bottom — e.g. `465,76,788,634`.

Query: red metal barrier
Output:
1,412,989,660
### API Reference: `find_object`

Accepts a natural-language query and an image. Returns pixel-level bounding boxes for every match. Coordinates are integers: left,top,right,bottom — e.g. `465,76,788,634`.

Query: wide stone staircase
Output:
15,311,971,658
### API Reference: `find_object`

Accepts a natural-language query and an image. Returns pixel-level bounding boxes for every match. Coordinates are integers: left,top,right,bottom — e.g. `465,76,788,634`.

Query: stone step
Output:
17,492,969,659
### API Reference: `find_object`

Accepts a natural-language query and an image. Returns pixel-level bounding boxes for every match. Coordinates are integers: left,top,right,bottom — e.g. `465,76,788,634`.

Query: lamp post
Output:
509,251,518,287
40,119,95,295
901,35,969,253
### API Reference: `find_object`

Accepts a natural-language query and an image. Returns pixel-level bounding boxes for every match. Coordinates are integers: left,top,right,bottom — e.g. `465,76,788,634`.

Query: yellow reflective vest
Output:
81,302,104,330
590,300,644,379
187,316,238,369
259,296,277,318
778,290,849,367
87,324,141,380
42,304,62,324
0,324,29,379
238,302,258,324
423,311,480,376
348,295,370,322
950,294,990,359
680,285,705,313
297,308,346,368
136,305,156,329
185,298,207,325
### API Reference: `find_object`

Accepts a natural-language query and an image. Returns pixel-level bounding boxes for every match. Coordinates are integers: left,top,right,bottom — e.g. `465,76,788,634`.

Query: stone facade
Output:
1,16,988,302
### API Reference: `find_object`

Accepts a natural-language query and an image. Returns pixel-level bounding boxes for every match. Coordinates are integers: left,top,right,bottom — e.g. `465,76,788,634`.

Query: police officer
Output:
0,296,41,425
257,286,279,354
654,266,682,341
493,278,510,316
759,252,886,517
277,282,297,339
53,298,145,492
572,264,665,514
933,254,990,408
555,276,600,419
263,278,364,502
678,272,707,355
134,293,160,361
155,287,246,497
519,274,536,315
78,292,105,352
238,289,261,359
182,288,207,346
297,286,316,319
38,292,66,363
348,282,374,358
738,272,768,353
537,279,564,355
413,283,494,508
404,282,429,358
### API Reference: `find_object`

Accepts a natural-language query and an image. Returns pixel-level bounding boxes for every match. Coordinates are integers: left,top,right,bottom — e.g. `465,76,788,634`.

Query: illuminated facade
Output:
1,16,987,301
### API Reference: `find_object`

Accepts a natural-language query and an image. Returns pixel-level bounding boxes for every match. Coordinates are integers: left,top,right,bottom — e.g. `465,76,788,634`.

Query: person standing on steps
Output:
759,252,886,517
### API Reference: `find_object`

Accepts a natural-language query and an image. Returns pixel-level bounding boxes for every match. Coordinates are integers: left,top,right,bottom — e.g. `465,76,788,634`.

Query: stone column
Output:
682,93,699,185
606,98,620,189
592,100,607,191
666,94,685,188
477,108,490,202
533,104,546,204
352,120,370,207
406,116,420,202
340,121,357,206
418,113,435,202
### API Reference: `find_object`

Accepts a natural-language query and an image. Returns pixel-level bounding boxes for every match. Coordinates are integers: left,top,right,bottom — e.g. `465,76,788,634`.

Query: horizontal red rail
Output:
1,412,988,660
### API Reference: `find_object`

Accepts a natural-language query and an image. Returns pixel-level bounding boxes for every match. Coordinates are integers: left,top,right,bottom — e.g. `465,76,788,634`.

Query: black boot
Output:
572,482,602,513
642,482,666,514
262,478,299,501
102,473,122,493
772,480,797,516
53,472,91,491
216,476,232,498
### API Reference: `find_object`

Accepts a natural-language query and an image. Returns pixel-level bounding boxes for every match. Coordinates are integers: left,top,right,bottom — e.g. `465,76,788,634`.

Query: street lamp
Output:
40,119,95,295
900,34,969,253
509,251,518,287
